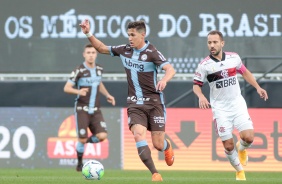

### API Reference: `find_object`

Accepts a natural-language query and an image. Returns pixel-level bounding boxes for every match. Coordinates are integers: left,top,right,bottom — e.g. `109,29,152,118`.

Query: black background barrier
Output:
0,81,279,108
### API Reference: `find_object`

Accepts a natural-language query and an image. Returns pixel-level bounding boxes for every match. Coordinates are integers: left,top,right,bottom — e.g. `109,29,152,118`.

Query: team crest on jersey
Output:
221,69,229,78
141,54,147,61
97,70,102,76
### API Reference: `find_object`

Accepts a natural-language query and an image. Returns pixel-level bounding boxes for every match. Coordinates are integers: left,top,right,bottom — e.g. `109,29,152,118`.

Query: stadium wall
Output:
0,81,281,108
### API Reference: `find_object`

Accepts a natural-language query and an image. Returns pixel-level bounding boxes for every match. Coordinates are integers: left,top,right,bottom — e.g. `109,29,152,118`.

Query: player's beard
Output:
210,49,220,57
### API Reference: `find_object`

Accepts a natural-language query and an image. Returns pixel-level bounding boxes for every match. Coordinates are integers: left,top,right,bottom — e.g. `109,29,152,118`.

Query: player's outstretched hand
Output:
79,19,90,34
106,95,116,106
79,88,89,96
198,95,210,109
156,80,167,92
257,88,268,101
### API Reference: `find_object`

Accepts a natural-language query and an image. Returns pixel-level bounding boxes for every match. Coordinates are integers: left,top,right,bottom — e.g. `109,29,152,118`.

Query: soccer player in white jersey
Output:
193,30,268,180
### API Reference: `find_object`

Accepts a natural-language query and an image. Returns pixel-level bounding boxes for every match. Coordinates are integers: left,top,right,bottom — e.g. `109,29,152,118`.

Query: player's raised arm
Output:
79,19,110,55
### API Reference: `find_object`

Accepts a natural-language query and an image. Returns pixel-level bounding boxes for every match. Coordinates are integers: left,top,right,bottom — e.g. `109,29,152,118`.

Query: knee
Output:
96,132,108,142
131,126,146,142
133,132,143,142
225,145,234,152
242,137,254,144
153,141,164,151
223,140,235,152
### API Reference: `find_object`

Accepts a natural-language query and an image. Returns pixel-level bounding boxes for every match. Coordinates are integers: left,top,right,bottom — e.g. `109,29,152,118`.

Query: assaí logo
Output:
47,115,109,165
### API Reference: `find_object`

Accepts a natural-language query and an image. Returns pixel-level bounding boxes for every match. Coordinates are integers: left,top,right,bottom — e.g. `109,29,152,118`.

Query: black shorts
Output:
75,109,107,139
127,104,166,132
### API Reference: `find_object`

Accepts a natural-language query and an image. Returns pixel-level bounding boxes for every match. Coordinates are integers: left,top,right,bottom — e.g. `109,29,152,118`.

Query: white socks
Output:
239,139,252,151
225,148,243,171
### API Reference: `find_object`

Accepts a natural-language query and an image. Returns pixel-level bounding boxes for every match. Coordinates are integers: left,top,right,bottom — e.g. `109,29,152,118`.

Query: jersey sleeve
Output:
152,49,169,69
68,68,80,85
109,44,127,57
235,54,247,74
193,64,206,87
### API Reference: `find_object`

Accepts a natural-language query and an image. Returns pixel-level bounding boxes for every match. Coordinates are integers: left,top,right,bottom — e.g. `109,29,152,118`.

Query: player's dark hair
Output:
127,20,146,33
84,43,93,49
208,30,224,41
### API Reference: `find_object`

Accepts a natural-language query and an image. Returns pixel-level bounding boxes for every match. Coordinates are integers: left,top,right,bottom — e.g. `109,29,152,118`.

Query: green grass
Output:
0,169,281,184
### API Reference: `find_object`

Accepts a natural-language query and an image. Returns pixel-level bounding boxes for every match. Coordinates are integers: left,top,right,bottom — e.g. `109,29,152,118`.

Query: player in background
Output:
64,44,115,171
193,30,268,180
80,19,175,181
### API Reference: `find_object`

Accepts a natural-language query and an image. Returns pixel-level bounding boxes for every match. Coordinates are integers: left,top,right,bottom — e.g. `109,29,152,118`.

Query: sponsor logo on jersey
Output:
124,58,144,71
82,106,98,112
80,68,87,73
153,116,165,124
85,78,100,84
216,77,236,88
127,96,150,102
100,121,107,129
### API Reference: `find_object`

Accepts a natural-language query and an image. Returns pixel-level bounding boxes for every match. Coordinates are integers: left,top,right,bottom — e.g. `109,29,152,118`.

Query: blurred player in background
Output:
80,19,175,181
64,44,115,171
193,30,268,180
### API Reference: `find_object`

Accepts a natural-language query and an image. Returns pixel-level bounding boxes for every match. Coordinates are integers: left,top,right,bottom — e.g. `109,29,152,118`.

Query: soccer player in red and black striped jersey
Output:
64,44,115,171
80,19,175,181
193,30,268,180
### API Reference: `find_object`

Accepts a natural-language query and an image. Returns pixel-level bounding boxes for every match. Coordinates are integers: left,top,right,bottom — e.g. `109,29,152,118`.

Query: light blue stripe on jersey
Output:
136,140,148,148
88,69,98,114
131,50,143,104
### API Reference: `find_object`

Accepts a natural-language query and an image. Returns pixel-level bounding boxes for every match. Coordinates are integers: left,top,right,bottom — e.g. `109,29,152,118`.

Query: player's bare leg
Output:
151,131,174,166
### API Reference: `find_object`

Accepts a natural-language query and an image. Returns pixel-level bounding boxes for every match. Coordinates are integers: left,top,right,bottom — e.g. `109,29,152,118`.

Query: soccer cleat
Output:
236,170,246,180
76,163,83,172
152,173,163,181
236,141,248,166
164,139,174,166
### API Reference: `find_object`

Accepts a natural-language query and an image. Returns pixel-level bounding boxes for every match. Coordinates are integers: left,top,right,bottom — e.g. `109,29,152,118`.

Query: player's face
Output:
83,47,97,66
207,34,224,57
127,28,145,49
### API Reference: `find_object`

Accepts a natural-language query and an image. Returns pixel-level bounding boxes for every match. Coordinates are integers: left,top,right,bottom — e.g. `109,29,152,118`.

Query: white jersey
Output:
193,52,248,116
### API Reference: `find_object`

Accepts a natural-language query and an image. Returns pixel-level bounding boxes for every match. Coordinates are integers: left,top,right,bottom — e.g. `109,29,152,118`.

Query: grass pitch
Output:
0,169,281,184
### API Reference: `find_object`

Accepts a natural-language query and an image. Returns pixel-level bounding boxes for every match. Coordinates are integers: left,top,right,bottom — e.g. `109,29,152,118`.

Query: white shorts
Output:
213,110,253,141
